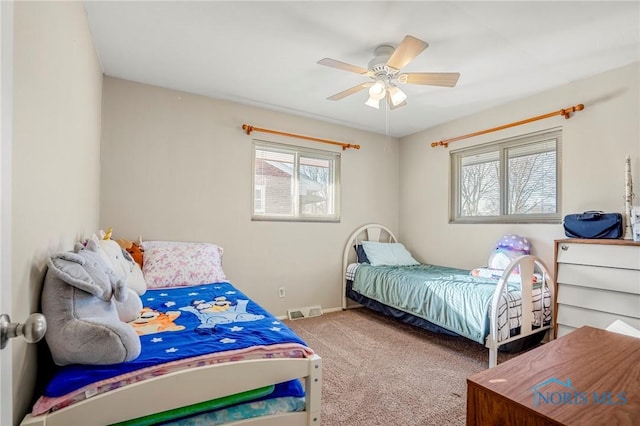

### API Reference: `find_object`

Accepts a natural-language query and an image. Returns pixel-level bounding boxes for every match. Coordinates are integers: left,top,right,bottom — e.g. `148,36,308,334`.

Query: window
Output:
450,128,561,223
252,140,340,222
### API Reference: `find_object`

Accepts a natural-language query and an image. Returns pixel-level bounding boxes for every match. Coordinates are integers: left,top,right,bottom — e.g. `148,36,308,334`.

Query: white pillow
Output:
361,241,420,266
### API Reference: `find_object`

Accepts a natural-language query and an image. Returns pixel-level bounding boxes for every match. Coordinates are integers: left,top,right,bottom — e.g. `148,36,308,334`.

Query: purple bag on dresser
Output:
563,211,623,239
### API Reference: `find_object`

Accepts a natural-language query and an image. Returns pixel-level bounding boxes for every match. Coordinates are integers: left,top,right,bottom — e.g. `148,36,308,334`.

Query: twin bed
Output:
342,224,555,368
21,247,321,426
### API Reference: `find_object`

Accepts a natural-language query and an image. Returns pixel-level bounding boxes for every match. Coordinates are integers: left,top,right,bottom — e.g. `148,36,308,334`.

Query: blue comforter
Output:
45,282,309,397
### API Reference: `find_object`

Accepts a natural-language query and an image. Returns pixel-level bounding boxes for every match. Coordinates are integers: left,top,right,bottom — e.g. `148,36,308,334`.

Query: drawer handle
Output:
561,244,569,251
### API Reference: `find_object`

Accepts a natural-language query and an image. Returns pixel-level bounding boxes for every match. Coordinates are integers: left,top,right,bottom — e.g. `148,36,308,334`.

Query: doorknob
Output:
0,313,47,350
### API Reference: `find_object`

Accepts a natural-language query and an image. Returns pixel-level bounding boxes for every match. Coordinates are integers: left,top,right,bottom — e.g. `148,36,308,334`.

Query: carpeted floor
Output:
285,308,520,426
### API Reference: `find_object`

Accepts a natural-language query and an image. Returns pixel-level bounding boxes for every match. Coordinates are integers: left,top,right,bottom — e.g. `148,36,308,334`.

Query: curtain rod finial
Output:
562,104,585,119
242,124,254,135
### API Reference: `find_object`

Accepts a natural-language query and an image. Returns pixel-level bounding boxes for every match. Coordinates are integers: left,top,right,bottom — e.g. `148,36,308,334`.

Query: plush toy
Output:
86,236,144,322
471,234,535,283
95,231,147,297
114,283,143,323
495,234,531,254
116,239,144,268
41,240,141,366
102,227,113,240
471,266,539,284
487,234,531,270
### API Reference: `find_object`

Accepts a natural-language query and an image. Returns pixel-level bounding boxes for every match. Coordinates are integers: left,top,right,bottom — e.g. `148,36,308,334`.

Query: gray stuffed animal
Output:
42,239,141,366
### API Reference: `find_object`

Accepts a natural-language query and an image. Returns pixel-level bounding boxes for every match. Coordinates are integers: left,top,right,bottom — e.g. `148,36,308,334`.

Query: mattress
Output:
113,380,305,426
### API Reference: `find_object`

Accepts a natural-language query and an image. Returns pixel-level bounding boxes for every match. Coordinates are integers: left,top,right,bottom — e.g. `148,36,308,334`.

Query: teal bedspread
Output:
352,264,516,343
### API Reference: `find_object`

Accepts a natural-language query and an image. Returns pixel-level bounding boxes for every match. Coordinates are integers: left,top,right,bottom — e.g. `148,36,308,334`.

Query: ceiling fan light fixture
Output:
368,80,386,100
365,96,380,109
318,36,460,110
388,85,407,106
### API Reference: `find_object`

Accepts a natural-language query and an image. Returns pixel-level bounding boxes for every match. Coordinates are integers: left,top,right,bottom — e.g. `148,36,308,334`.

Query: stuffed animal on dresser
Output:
41,240,141,366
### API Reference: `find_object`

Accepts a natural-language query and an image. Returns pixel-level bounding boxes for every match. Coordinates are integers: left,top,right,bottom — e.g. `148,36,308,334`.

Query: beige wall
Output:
12,1,102,424
399,62,640,271
100,77,400,317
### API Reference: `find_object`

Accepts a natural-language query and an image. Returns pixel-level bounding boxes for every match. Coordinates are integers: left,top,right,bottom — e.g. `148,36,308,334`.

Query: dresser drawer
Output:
557,263,640,295
557,284,640,318
556,242,640,270
557,304,640,330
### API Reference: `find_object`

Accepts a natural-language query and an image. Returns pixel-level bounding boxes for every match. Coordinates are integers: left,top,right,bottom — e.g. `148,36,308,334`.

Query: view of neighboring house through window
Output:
253,140,340,221
450,128,561,223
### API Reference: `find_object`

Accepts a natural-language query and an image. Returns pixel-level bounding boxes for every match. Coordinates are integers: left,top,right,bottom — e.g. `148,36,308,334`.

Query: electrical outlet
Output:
278,287,286,298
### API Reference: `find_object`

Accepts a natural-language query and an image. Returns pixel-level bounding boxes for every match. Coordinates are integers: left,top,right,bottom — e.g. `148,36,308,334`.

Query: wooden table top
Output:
467,326,640,425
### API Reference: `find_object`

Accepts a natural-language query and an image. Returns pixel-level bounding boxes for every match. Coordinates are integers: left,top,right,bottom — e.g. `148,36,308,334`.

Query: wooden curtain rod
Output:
242,124,360,150
431,103,584,148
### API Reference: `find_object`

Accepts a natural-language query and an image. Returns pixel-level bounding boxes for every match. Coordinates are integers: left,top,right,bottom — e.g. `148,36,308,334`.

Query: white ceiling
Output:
83,1,640,138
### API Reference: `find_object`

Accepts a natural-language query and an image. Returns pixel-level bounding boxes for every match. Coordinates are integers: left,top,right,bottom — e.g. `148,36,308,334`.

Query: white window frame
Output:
450,128,562,224
252,140,341,222
254,185,266,214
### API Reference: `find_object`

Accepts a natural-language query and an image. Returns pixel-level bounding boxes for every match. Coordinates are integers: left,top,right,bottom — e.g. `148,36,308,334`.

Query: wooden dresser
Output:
554,238,640,338
467,326,640,425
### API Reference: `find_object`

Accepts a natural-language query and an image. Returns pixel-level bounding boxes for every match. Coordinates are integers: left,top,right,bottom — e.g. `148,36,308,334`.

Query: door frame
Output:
0,1,14,425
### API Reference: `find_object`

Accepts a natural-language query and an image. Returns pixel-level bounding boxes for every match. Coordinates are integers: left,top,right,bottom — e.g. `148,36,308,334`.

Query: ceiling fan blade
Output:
386,95,407,110
398,72,460,87
327,83,372,101
386,35,428,71
317,58,369,75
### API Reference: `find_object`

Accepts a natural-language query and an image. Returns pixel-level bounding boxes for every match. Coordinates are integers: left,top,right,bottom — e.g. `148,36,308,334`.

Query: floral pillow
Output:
141,242,227,288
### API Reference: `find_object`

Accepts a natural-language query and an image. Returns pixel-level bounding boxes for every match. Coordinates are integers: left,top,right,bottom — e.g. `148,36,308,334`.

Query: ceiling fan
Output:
318,35,460,110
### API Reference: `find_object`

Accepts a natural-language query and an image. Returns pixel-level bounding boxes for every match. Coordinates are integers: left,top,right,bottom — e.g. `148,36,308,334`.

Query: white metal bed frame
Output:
342,223,555,368
21,339,322,426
